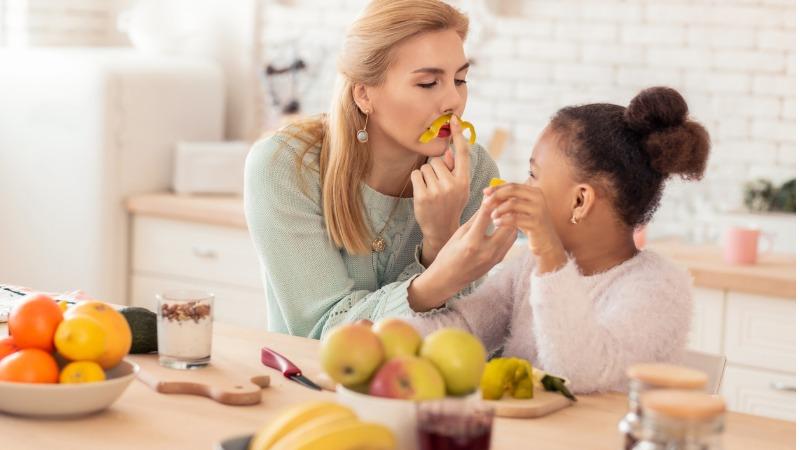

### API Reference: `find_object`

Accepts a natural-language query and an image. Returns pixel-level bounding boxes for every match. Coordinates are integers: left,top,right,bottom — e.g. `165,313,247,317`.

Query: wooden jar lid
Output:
641,390,726,420
626,363,708,389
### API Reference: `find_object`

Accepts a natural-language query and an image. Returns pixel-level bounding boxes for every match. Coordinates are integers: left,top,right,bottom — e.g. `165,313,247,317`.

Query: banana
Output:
272,420,396,450
248,401,356,450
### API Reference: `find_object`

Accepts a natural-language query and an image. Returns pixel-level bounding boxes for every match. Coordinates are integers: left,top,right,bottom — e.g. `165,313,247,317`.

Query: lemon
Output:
54,316,107,362
59,361,106,384
57,300,70,312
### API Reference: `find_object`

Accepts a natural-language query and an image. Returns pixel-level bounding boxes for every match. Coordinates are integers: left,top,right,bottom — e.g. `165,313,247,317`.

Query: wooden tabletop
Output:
126,193,796,299
0,323,794,449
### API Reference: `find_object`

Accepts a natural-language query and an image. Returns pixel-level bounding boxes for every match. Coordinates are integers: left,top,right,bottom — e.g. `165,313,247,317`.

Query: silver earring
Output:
356,112,369,143
570,215,578,225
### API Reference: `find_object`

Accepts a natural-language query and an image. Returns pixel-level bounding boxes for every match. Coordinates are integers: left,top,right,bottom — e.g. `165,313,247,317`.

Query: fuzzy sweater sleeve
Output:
408,252,530,355
528,252,693,394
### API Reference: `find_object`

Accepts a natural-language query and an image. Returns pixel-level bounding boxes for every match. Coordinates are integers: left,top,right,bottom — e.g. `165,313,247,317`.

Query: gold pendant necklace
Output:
371,160,418,253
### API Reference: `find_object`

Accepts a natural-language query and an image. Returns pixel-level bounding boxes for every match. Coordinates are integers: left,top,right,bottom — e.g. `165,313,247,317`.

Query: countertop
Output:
0,322,794,450
126,193,796,299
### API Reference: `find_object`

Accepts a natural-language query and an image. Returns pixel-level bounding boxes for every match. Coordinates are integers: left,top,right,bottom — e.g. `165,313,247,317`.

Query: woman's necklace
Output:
371,162,418,253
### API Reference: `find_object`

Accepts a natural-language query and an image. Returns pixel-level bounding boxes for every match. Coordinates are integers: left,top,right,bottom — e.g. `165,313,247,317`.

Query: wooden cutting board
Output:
310,372,573,418
128,354,270,406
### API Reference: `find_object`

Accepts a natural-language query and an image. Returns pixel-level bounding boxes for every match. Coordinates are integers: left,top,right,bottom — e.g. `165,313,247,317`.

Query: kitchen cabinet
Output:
129,216,267,330
688,288,795,421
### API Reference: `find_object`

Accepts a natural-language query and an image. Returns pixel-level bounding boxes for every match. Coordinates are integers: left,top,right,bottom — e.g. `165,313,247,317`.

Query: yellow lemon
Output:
489,177,506,188
65,301,132,369
54,316,107,362
57,300,69,312
59,361,106,384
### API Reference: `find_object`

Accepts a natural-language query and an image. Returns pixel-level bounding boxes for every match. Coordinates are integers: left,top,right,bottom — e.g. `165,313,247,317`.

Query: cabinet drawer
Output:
687,287,724,354
720,365,795,421
724,292,795,373
130,274,267,330
132,216,262,290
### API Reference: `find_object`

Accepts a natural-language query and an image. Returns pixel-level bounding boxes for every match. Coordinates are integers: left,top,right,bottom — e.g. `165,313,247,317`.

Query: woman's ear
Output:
352,83,372,114
570,184,595,223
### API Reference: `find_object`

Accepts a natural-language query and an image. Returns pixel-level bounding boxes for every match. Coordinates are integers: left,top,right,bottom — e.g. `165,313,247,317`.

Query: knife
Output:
260,347,322,391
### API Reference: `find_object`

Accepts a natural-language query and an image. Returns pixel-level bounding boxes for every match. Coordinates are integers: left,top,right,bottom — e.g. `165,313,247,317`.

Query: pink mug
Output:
722,227,771,265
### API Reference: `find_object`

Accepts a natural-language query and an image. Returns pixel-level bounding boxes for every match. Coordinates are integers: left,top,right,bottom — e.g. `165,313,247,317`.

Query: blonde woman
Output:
244,0,516,338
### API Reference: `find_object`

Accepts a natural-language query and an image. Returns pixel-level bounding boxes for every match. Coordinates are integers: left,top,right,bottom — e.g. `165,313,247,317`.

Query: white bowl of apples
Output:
321,319,488,450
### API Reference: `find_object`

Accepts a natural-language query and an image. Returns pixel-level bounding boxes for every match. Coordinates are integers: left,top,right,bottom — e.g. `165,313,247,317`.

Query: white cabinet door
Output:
724,293,795,373
721,365,795,421
687,287,725,355
132,216,262,290
130,274,267,330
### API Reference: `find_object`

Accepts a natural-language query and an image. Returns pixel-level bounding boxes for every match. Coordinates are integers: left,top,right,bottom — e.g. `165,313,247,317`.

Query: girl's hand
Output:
482,183,568,274
411,115,471,265
408,200,518,311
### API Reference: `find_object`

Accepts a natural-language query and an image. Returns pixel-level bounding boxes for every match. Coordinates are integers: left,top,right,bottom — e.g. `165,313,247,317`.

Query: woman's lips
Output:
437,124,451,138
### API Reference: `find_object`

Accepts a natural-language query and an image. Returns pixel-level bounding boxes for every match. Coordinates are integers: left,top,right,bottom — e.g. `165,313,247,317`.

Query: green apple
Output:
320,323,384,387
371,318,422,360
368,355,446,400
419,328,487,396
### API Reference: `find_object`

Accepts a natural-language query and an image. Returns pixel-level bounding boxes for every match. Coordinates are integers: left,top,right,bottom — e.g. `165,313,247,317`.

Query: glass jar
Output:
619,364,708,450
633,390,725,450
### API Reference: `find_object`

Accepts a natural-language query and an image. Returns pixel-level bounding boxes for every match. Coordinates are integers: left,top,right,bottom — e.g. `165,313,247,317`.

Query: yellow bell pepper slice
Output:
488,177,506,188
418,113,476,145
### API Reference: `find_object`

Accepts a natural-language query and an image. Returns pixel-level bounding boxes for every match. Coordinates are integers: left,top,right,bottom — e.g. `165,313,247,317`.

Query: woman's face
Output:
366,29,469,158
525,128,581,241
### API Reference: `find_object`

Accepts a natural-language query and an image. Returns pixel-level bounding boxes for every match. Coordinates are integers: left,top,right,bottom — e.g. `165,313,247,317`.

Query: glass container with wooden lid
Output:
632,389,726,450
619,363,709,450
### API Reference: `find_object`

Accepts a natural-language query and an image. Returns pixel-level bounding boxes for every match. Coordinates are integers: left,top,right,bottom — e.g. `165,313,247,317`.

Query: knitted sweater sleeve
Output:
528,253,693,394
244,136,417,339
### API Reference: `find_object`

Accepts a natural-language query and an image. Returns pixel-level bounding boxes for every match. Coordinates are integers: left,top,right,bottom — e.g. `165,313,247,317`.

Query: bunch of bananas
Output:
248,401,395,450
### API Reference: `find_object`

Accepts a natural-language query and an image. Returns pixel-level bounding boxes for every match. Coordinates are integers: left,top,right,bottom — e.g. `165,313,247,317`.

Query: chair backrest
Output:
680,350,727,394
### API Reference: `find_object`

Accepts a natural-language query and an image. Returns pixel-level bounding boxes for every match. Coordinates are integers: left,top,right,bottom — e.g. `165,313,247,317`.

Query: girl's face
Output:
366,29,469,158
526,128,581,241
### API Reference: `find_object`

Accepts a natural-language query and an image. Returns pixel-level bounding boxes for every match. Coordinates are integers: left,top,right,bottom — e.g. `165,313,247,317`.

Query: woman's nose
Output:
440,82,464,115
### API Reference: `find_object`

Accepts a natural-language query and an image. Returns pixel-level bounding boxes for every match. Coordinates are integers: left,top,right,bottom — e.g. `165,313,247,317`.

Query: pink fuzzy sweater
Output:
410,250,693,394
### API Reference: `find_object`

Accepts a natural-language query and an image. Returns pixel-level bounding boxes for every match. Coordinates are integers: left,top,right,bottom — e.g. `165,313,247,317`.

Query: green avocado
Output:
119,306,158,354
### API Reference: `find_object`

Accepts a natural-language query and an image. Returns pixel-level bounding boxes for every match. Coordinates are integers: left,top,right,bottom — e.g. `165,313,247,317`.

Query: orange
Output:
8,293,63,351
65,301,131,369
0,337,18,362
0,348,59,383
54,316,107,362
59,361,106,384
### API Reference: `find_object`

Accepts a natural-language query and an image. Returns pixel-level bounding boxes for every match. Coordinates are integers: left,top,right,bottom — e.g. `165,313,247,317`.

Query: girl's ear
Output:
570,183,595,223
352,83,372,114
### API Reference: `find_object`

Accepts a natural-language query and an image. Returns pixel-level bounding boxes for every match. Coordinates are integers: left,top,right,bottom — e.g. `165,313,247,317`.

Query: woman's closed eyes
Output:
417,78,467,89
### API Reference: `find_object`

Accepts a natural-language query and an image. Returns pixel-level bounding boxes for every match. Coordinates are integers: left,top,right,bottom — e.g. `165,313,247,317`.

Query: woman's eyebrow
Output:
411,62,470,75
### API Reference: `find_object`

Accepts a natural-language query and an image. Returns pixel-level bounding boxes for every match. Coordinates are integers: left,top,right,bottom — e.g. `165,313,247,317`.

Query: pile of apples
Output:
320,319,487,400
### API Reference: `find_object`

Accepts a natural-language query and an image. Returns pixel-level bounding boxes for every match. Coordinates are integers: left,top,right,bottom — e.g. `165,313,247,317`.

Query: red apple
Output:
368,355,446,400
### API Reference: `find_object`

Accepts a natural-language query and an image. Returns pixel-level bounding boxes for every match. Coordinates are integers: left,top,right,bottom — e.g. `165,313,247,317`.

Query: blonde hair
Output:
278,0,469,254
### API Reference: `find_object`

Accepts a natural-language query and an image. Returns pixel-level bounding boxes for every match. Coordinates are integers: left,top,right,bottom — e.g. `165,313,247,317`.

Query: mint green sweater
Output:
244,129,499,339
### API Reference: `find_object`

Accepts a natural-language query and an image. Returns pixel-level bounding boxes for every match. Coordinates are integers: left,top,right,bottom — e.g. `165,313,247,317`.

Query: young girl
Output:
410,87,711,394
244,0,515,339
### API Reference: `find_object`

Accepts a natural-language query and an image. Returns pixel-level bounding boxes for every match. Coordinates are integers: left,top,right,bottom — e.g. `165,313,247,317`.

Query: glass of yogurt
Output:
156,290,214,369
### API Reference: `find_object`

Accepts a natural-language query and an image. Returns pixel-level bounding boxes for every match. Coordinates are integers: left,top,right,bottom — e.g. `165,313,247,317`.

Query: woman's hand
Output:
411,115,472,266
482,183,568,275
407,200,518,312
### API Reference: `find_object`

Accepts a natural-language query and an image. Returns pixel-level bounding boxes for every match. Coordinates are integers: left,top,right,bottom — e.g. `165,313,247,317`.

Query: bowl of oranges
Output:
0,293,138,418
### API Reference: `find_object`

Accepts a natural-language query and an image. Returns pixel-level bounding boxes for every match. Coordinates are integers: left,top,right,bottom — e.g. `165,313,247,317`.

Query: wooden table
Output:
0,323,794,449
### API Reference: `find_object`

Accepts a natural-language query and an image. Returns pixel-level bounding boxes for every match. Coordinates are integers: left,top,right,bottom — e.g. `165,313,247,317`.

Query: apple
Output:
371,318,422,360
320,323,384,387
368,355,446,400
419,328,487,396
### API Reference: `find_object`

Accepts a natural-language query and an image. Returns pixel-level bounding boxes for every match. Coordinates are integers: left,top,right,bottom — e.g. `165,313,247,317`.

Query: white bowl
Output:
335,385,420,450
0,359,138,418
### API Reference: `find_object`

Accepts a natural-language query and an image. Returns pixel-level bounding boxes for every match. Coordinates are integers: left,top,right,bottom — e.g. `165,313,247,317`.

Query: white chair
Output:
681,350,727,394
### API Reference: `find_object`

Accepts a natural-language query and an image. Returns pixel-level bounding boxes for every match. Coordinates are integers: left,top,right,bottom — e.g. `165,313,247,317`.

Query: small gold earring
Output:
356,111,369,143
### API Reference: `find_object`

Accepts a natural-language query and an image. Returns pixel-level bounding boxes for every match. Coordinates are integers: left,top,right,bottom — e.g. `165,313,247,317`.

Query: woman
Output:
410,87,711,394
244,0,516,338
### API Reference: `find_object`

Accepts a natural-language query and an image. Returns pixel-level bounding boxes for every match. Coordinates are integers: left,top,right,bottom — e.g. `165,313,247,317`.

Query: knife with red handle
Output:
260,347,322,390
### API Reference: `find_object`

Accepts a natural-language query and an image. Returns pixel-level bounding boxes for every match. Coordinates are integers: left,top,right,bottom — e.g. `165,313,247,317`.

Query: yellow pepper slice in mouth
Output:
418,113,476,145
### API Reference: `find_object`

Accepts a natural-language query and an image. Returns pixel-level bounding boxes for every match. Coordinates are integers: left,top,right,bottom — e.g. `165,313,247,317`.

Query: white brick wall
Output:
258,0,795,243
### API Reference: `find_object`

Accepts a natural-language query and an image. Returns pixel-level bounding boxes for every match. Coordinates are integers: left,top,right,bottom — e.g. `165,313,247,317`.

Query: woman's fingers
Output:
420,164,438,188
410,169,426,196
429,157,453,184
449,115,471,183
